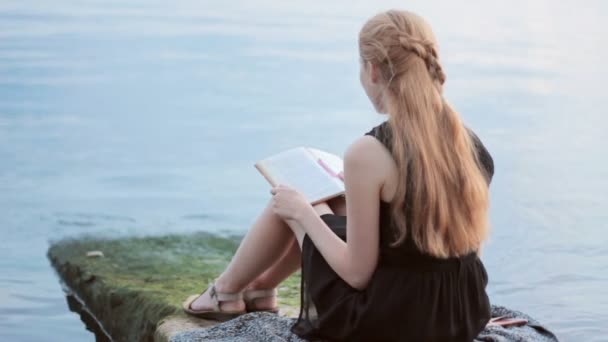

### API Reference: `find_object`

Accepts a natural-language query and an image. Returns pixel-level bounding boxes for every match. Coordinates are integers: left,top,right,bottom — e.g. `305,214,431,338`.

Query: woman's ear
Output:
369,61,380,84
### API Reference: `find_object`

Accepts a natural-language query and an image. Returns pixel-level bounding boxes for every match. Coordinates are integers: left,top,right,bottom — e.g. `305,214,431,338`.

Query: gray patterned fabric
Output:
170,312,306,342
474,305,559,342
170,305,559,342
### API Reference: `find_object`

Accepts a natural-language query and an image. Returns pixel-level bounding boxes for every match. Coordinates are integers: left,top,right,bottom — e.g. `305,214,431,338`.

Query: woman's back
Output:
368,120,495,261
291,120,494,342
362,120,493,341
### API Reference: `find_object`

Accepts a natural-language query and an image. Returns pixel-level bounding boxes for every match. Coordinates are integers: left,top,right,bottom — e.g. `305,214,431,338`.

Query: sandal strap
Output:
208,281,244,304
243,288,277,301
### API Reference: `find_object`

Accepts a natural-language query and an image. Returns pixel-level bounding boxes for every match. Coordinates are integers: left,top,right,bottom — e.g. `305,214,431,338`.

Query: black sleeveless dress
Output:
290,120,495,342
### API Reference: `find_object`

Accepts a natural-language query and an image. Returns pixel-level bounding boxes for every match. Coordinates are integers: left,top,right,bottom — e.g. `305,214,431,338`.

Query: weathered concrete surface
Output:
154,315,219,342
47,232,301,342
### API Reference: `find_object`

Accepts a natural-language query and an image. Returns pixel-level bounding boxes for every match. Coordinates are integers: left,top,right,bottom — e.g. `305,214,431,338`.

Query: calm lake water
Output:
1,0,606,340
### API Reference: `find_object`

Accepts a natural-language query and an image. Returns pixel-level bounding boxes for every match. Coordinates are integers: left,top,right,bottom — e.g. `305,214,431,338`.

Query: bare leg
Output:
189,200,335,312
190,198,295,311
244,236,302,310
248,236,301,289
246,202,337,310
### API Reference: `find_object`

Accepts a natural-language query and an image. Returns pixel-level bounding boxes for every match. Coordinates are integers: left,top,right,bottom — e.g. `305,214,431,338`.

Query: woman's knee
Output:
263,197,289,223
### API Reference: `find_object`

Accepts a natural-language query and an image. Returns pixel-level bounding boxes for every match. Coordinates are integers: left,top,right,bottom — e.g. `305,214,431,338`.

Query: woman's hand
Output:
270,184,311,222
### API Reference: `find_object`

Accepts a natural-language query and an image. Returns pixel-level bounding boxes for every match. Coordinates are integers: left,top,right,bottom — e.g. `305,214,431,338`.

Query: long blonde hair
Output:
358,9,490,258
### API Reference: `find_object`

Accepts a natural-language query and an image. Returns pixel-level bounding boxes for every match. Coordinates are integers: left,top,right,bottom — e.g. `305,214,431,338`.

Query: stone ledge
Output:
47,232,301,342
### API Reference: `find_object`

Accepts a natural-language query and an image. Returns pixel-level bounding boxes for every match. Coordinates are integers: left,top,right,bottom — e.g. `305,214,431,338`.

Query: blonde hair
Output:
358,9,490,258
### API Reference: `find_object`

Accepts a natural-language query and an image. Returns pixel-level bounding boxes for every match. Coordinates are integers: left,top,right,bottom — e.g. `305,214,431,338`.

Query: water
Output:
1,1,606,340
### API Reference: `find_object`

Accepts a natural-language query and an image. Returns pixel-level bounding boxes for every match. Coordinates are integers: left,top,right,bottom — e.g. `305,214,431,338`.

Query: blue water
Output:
1,1,606,340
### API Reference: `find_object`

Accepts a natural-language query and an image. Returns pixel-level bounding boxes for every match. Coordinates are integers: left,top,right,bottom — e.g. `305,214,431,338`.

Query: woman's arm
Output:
291,135,386,290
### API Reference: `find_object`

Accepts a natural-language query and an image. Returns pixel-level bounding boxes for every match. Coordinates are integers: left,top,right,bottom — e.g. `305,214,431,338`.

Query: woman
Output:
183,9,495,342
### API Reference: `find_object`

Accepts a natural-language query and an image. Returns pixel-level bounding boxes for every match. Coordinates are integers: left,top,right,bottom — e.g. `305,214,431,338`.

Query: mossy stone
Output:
47,231,301,342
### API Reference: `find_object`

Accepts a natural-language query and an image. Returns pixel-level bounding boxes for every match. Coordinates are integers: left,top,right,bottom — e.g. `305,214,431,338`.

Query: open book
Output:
255,147,344,205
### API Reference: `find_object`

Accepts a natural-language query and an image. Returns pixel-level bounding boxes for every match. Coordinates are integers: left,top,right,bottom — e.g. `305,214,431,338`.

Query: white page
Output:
258,147,344,203
306,147,344,176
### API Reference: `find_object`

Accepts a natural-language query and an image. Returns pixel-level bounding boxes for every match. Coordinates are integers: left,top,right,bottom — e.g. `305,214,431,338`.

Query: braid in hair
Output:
397,33,446,85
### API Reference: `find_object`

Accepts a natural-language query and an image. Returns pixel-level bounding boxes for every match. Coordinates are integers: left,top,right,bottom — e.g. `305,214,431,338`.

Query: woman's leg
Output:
190,198,295,311
244,236,302,310
248,236,301,289
245,202,336,310
189,199,336,312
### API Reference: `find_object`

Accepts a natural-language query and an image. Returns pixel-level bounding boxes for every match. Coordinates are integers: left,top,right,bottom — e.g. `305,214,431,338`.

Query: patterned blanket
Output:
171,305,559,342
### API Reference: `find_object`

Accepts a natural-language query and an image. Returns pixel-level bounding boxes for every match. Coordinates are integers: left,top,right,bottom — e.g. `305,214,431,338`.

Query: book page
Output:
255,147,344,203
306,147,344,178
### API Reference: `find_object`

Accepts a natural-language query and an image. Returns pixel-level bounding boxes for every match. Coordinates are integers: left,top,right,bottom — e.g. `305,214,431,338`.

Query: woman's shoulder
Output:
345,133,389,167
344,124,396,198
345,129,394,178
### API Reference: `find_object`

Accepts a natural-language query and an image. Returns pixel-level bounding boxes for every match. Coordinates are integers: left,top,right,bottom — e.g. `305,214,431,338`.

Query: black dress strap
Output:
364,120,392,150
465,127,495,184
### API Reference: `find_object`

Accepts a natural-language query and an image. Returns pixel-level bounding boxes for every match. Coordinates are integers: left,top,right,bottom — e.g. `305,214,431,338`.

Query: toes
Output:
190,293,212,311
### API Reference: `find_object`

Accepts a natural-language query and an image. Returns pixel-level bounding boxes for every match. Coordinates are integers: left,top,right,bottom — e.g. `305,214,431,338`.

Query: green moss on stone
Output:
48,231,301,342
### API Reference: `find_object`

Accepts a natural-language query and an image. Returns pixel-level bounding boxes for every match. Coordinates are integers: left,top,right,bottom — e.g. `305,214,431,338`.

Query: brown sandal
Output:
182,280,246,321
243,288,279,314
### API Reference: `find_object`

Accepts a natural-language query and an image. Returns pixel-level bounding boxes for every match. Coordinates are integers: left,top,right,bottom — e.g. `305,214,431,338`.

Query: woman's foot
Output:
189,279,246,313
244,281,278,312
